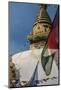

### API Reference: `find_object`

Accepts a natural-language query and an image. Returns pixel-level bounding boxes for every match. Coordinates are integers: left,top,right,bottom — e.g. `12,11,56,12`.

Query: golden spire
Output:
40,4,47,9
34,4,51,26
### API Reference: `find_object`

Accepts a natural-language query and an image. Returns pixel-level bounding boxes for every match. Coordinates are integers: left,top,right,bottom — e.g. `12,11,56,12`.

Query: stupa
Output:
9,4,58,87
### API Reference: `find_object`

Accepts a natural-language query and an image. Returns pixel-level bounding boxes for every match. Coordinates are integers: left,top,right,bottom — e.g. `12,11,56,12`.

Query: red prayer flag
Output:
48,7,59,49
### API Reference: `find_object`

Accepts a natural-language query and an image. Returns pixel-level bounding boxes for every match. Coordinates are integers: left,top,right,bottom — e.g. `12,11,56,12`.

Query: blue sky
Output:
9,2,58,55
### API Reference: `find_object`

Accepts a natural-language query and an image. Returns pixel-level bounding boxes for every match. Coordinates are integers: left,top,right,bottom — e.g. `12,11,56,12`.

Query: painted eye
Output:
43,25,48,32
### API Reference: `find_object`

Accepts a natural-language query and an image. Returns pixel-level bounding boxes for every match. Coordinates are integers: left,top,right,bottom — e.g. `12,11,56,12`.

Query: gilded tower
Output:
28,4,52,49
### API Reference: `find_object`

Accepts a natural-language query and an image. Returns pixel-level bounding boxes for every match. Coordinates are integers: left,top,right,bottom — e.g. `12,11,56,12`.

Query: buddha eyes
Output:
37,24,50,30
33,24,50,34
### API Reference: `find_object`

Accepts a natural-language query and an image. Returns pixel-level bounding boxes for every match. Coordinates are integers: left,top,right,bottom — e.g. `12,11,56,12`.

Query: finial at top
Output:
40,4,47,10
